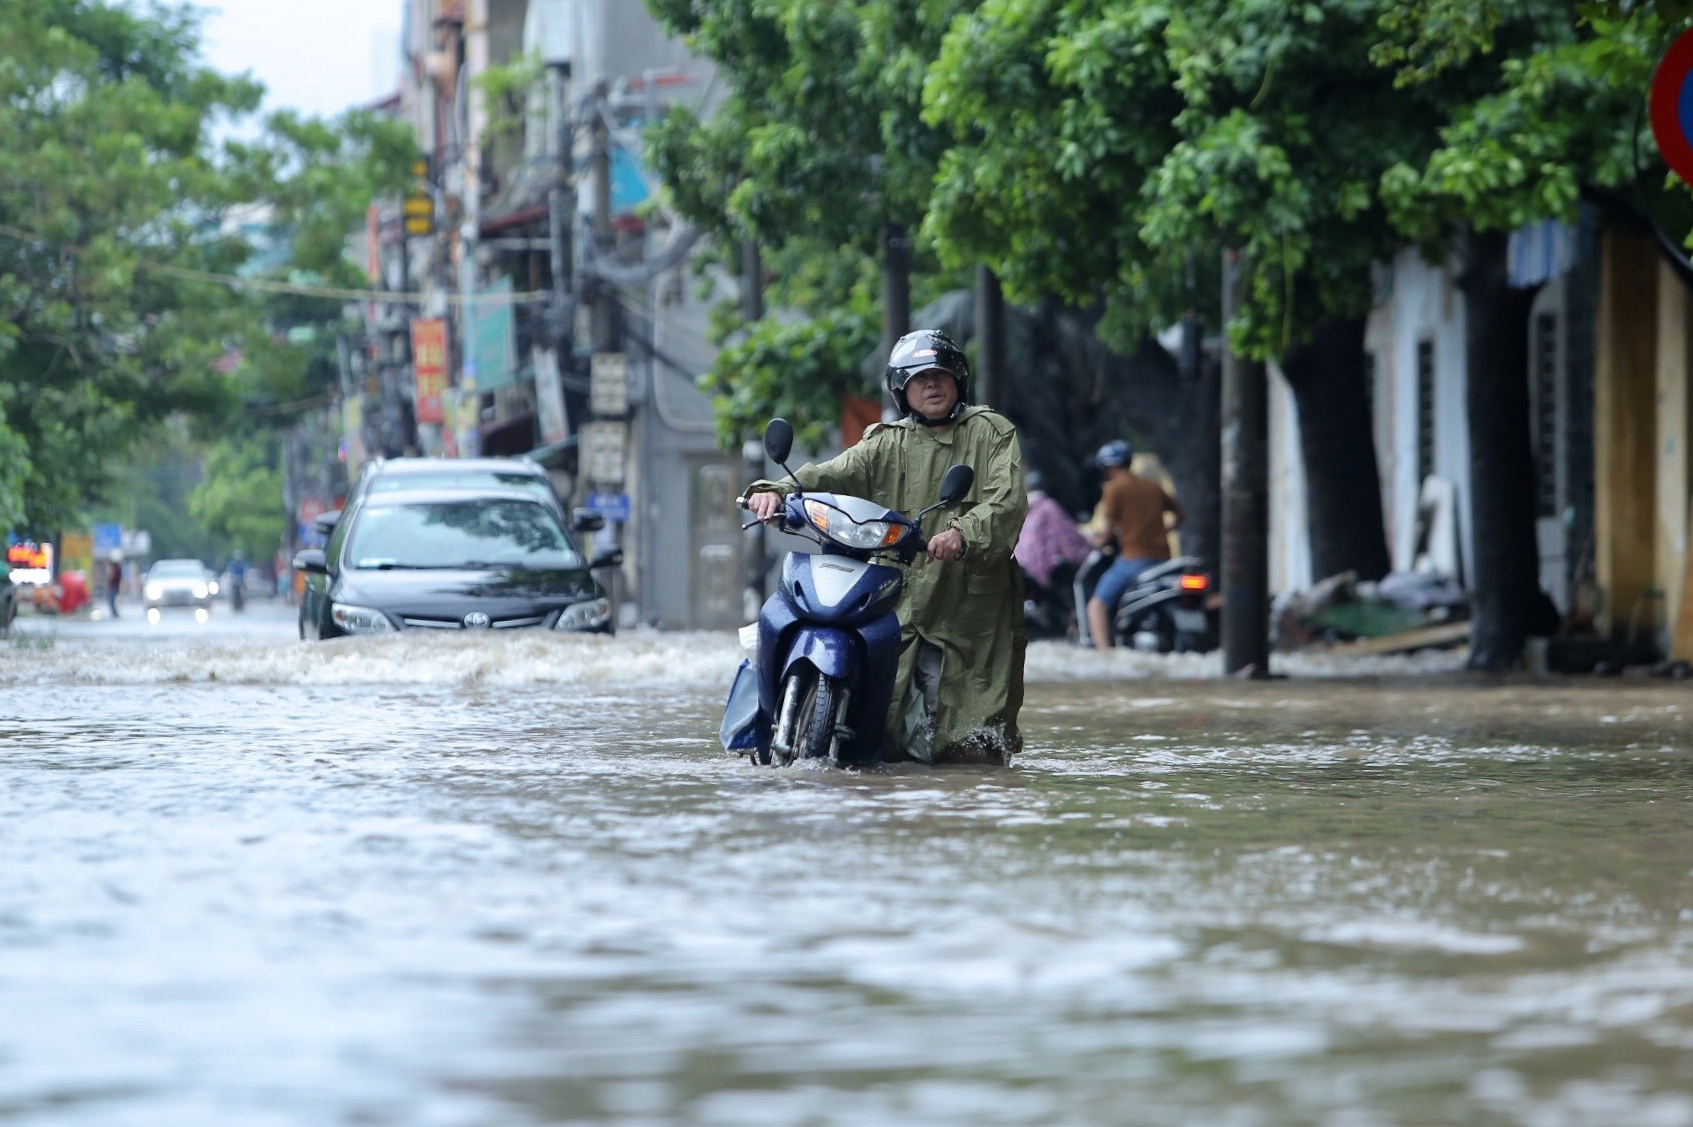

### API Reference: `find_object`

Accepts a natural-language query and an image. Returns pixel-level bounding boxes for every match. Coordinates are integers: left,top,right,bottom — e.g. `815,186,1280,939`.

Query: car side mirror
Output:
313,510,341,536
763,418,794,468
292,548,328,576
572,509,606,534
938,464,974,507
591,546,624,569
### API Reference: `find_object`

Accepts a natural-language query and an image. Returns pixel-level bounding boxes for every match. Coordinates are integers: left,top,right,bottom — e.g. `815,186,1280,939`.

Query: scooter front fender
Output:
780,625,860,683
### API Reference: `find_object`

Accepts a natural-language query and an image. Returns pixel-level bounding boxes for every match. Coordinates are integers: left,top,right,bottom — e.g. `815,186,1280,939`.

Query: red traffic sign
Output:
1650,27,1693,185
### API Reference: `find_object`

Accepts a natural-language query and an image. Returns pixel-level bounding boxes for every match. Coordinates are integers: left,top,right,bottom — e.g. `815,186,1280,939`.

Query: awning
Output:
1508,218,1578,288
478,412,538,457
527,434,578,470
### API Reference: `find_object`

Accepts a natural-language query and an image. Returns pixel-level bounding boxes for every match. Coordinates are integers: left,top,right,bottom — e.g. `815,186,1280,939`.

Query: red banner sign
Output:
411,318,449,424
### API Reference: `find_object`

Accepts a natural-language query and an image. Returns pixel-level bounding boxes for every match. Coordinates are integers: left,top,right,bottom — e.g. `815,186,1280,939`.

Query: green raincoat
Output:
751,405,1028,764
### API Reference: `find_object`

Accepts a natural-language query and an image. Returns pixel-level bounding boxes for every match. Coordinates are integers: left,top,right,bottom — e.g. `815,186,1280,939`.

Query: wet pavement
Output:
2,599,1690,1126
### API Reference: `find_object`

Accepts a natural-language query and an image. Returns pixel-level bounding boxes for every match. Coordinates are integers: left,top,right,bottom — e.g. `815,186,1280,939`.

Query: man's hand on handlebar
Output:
742,490,783,522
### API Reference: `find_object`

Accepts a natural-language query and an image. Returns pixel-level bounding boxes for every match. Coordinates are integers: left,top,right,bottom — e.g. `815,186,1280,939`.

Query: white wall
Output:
1267,361,1311,593
1261,248,1475,594
1379,249,1473,582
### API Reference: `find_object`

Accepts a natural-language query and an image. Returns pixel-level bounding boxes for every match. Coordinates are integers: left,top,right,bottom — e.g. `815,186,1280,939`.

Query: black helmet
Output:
885,329,969,420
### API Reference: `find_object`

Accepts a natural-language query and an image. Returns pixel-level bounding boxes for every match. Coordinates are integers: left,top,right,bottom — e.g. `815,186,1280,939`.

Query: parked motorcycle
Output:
1074,549,1218,653
719,418,974,768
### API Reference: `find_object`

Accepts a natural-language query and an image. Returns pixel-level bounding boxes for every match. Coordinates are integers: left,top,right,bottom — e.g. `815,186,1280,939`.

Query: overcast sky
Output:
196,0,402,119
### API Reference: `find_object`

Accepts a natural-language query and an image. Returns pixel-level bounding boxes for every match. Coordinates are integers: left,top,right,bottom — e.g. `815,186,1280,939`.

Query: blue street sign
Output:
93,522,122,556
587,490,631,524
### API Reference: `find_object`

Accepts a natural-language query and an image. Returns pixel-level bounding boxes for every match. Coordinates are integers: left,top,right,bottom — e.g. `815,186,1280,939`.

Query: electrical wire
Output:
0,222,550,306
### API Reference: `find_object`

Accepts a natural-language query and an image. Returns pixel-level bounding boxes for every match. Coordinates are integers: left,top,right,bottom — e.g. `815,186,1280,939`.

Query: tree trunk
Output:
1459,228,1541,671
1220,248,1269,675
1280,315,1391,582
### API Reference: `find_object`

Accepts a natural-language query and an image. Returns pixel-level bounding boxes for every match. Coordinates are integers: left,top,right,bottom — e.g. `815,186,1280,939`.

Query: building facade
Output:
1267,215,1693,661
346,0,743,629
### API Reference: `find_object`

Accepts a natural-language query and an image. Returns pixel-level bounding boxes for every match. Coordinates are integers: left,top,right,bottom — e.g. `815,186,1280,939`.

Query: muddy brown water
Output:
2,609,1689,1125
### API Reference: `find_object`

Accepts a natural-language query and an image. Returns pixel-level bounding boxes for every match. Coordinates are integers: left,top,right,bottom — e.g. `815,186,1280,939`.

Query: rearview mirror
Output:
572,509,606,534
763,418,794,467
591,546,624,570
938,464,974,507
313,510,341,536
292,548,328,576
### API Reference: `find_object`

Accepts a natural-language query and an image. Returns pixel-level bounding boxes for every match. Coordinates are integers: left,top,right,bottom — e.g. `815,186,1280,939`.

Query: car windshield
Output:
346,499,581,570
369,472,555,507
149,561,203,578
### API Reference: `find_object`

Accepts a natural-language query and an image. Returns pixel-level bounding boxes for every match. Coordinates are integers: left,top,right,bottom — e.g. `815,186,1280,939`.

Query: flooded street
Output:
3,603,1691,1126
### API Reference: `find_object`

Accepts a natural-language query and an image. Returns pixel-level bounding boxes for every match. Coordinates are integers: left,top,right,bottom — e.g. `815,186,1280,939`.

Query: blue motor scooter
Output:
719,418,974,768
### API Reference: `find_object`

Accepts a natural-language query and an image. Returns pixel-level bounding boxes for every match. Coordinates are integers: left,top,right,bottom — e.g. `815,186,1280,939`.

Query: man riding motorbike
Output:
743,329,1028,764
1086,440,1184,650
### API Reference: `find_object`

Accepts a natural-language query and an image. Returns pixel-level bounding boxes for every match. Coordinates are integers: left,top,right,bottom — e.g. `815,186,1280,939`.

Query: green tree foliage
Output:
0,402,28,532
1376,2,1678,238
924,0,1490,359
189,434,283,560
0,0,413,537
86,424,219,561
653,0,1691,437
645,0,969,446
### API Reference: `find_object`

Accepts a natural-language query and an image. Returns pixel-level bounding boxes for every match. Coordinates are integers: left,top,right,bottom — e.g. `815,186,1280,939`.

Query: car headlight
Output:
192,583,208,599
208,581,219,595
144,584,162,600
803,500,903,550
554,597,611,631
331,602,397,634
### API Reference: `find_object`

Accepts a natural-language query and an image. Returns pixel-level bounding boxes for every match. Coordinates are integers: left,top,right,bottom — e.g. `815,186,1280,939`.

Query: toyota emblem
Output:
462,611,492,629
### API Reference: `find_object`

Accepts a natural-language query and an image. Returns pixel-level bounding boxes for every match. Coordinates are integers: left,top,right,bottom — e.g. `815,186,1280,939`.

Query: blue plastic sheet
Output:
718,660,760,751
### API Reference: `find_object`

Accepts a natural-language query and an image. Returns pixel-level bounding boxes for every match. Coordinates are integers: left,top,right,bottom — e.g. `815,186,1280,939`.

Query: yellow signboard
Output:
403,157,433,236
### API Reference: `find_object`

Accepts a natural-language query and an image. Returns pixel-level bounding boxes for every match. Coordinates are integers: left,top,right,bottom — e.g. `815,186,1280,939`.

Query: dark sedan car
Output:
311,456,564,539
294,486,621,640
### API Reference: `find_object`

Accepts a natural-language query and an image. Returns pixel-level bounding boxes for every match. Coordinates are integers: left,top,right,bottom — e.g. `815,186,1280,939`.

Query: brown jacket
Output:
1102,473,1177,561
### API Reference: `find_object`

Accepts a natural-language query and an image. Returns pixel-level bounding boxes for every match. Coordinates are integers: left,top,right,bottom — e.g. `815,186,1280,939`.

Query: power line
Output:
0,222,550,306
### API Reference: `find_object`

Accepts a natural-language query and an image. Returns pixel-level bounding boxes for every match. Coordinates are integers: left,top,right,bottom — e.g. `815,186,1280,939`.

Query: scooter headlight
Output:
804,500,903,550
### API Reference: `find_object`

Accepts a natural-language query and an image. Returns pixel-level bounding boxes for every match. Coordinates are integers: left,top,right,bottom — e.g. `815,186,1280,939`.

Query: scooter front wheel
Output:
772,668,842,766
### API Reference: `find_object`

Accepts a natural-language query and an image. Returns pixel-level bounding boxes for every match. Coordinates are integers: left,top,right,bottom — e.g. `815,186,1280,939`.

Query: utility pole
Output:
975,266,1004,408
882,223,910,382
1220,248,1270,676
741,239,767,619
590,80,615,354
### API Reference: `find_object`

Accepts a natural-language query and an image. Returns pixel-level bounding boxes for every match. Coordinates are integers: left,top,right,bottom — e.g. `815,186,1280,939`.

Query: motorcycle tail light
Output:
1179,573,1209,592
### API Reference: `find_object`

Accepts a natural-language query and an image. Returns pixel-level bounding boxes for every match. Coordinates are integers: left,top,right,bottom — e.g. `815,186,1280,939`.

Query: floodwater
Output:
2,601,1691,1127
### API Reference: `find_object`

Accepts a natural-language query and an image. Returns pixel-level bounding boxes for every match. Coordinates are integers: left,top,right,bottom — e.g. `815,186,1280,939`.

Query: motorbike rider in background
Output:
742,329,1028,764
1086,440,1184,650
228,549,247,611
1014,469,1092,638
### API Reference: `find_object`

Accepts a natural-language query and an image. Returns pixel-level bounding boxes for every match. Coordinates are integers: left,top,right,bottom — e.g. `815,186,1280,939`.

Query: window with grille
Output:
1362,351,1376,420
1416,339,1435,485
1532,312,1560,519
